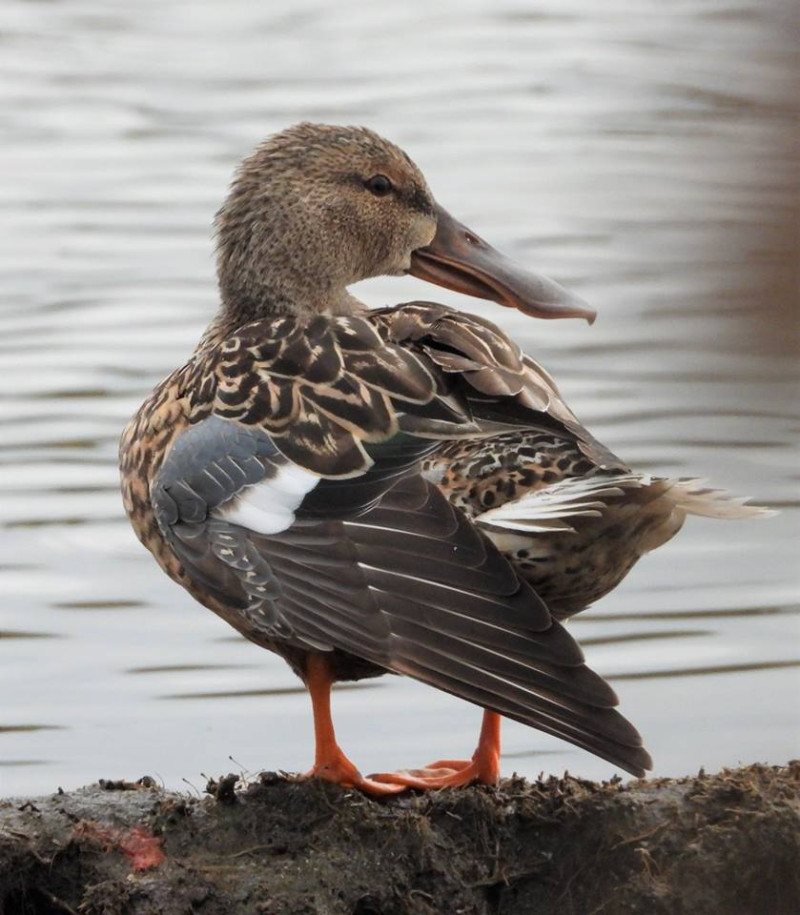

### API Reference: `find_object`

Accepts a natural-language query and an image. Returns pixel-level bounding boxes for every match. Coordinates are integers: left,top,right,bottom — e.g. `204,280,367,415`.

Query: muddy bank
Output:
1,763,798,915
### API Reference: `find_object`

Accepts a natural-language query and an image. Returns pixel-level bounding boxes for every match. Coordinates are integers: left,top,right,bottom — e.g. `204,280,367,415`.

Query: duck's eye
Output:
365,174,393,197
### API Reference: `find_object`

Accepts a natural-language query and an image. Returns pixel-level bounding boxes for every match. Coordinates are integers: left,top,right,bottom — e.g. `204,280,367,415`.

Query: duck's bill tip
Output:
409,204,597,324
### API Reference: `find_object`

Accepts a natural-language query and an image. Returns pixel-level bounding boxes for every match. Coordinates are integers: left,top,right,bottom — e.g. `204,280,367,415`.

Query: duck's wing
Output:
152,307,650,776
371,302,627,470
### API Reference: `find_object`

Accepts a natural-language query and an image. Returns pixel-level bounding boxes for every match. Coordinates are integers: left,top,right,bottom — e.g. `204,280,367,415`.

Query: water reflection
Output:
607,660,800,681
578,630,712,647
158,684,384,702
0,726,64,735
1,0,798,796
587,605,800,621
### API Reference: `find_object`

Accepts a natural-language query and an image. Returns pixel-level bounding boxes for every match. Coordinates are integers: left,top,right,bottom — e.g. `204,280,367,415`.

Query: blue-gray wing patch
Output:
153,416,294,530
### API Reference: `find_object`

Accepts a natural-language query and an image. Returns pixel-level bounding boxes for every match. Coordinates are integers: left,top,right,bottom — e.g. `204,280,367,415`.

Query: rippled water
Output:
2,0,798,796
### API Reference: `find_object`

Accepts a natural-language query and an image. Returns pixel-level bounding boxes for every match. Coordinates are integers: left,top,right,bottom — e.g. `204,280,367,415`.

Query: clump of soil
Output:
1,763,799,914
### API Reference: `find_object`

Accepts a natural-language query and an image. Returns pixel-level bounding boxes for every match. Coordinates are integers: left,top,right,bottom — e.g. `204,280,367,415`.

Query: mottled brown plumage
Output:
120,124,769,792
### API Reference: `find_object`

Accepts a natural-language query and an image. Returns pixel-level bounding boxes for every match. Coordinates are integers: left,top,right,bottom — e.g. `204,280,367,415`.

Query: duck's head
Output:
216,123,595,323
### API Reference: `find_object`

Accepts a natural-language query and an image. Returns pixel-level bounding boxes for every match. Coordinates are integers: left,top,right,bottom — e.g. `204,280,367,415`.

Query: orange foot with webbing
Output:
368,710,501,789
306,749,408,795
303,654,501,796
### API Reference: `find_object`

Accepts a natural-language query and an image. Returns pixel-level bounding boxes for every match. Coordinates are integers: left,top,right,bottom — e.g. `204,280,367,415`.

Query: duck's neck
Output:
197,287,367,352
221,283,364,323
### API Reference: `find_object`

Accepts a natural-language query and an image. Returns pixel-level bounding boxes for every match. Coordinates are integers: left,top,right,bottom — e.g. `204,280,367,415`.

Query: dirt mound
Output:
2,763,799,914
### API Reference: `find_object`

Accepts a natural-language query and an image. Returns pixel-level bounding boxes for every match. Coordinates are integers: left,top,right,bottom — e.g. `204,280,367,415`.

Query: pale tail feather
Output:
476,473,657,533
476,472,775,533
667,478,777,520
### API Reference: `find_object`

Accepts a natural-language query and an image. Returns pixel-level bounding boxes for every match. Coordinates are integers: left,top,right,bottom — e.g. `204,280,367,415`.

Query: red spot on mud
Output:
74,820,165,871
118,826,166,871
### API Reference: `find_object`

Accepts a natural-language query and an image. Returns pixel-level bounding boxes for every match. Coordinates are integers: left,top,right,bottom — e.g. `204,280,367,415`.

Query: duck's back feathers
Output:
196,313,436,477
181,302,617,478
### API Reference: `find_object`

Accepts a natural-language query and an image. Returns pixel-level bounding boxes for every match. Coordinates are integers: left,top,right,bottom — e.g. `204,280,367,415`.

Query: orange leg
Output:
368,710,502,789
303,655,405,796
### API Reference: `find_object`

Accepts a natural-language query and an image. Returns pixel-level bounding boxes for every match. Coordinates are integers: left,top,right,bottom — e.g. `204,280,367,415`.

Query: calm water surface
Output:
1,0,798,796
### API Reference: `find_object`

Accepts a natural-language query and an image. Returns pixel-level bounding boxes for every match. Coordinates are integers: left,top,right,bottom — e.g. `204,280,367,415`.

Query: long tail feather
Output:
667,478,777,520
477,472,775,532
476,473,657,532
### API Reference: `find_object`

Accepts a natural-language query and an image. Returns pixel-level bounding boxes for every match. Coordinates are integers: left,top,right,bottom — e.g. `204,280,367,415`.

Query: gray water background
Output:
1,0,798,796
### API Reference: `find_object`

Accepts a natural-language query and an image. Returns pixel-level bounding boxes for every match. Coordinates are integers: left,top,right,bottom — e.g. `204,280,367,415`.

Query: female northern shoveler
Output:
120,124,769,793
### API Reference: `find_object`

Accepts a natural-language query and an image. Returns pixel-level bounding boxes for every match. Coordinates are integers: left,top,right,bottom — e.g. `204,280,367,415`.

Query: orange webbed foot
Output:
368,753,500,790
305,748,408,796
367,710,502,791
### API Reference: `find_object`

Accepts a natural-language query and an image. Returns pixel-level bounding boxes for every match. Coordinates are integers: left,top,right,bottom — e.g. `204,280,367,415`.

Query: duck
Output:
119,123,770,794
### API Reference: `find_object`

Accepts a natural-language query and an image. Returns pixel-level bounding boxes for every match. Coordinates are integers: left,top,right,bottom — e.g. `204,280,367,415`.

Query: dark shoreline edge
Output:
2,762,799,914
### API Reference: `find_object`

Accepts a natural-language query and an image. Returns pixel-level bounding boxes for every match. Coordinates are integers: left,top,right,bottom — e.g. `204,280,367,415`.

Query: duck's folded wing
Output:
372,302,627,470
152,416,652,777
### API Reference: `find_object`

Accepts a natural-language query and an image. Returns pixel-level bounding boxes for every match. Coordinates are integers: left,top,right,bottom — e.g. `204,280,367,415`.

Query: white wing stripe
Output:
214,464,320,535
